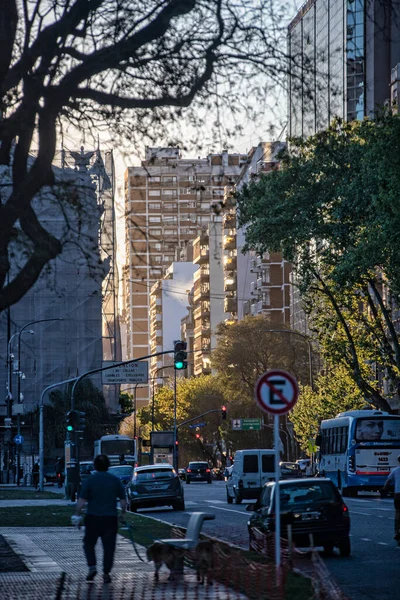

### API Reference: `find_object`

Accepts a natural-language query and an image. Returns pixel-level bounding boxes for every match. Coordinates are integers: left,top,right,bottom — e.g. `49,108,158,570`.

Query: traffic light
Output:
77,411,86,432
195,433,201,439
221,405,227,420
174,340,187,370
66,410,77,432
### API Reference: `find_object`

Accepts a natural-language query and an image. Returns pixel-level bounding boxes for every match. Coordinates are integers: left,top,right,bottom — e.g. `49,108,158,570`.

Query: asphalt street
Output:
132,480,399,600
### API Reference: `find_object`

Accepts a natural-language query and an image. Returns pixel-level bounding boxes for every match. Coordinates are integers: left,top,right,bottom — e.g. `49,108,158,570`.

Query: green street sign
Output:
241,418,261,431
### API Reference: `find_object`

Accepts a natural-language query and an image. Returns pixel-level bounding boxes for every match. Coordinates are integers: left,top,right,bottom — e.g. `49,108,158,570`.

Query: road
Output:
133,480,399,600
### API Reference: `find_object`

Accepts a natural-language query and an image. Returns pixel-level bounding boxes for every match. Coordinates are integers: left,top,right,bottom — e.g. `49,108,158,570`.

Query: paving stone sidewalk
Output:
0,527,248,600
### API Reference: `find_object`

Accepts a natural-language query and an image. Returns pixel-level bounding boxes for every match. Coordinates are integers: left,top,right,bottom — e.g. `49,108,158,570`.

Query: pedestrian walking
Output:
32,461,39,489
382,455,400,544
72,454,126,583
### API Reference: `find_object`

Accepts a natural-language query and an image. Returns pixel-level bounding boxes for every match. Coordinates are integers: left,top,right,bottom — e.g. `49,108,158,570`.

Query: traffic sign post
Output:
14,434,24,445
254,370,299,580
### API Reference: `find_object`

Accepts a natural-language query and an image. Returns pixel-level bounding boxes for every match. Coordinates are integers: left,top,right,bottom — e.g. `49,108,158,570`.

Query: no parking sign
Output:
254,369,299,415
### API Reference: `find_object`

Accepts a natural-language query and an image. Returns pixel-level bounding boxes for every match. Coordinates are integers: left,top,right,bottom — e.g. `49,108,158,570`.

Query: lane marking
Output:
377,542,389,546
207,504,249,516
360,538,371,542
351,511,371,516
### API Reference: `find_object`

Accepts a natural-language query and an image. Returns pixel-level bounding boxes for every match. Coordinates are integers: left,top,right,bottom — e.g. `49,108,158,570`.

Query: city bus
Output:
316,409,400,497
93,434,137,466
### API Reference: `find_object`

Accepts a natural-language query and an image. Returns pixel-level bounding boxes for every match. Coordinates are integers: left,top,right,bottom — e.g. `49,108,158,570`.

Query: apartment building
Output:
149,260,198,386
221,142,291,325
124,147,246,405
192,218,228,375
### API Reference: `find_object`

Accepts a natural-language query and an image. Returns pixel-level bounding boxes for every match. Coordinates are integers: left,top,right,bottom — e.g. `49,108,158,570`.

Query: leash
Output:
120,522,147,563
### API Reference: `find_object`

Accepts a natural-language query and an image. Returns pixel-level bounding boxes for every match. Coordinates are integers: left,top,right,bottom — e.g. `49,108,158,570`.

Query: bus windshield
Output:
101,440,135,455
355,418,400,442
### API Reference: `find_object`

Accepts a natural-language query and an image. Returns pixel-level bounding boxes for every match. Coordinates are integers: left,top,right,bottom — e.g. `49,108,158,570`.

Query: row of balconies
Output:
193,266,210,283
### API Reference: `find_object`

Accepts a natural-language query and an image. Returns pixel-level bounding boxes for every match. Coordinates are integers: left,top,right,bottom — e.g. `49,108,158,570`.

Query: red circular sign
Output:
254,370,299,415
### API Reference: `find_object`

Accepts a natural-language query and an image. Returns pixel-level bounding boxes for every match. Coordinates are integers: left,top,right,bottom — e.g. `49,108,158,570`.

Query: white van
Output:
226,449,275,504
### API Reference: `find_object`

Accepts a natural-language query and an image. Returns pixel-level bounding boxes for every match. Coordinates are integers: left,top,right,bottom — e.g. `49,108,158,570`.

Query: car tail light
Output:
342,503,349,515
206,468,210,473
187,469,191,473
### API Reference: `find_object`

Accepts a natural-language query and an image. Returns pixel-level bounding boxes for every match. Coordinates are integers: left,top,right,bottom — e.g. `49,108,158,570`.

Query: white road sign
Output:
254,369,299,416
102,361,149,384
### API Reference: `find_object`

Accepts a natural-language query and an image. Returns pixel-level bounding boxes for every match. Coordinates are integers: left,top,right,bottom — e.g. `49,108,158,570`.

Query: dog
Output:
195,540,214,585
146,542,183,581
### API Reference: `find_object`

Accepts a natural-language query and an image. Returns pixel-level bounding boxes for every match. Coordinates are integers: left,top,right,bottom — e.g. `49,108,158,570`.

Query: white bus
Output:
316,409,400,497
93,434,137,466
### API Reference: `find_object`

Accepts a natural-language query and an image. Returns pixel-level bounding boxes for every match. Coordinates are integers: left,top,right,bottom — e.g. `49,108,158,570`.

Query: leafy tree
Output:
237,115,400,411
0,0,289,311
31,378,110,456
118,392,133,414
291,365,365,452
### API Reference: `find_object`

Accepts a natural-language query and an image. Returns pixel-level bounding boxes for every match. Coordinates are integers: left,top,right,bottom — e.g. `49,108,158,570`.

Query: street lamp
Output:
15,318,63,486
260,329,314,391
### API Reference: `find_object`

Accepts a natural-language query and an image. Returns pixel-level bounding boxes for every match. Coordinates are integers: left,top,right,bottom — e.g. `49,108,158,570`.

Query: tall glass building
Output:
288,0,400,137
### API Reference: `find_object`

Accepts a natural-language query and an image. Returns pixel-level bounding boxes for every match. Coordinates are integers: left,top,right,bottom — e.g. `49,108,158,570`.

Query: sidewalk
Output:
0,527,248,599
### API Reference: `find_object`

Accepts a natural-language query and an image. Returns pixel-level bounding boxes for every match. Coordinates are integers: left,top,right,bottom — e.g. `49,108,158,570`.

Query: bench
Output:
158,511,215,550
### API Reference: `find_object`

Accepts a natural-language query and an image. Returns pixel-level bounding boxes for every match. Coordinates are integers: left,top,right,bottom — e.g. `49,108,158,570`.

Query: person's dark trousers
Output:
394,494,400,538
83,515,118,574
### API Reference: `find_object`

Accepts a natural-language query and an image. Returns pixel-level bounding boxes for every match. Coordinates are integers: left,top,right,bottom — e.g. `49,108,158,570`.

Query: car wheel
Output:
227,490,233,504
249,531,256,552
347,487,357,498
207,479,212,484
323,543,334,555
338,536,351,556
186,479,191,484
173,500,185,511
234,490,242,505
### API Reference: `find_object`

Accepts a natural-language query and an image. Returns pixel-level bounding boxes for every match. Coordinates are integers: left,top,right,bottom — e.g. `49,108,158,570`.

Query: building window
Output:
149,216,161,223
162,189,178,196
163,176,177,183
149,190,161,196
149,203,161,210
149,176,161,182
149,228,161,236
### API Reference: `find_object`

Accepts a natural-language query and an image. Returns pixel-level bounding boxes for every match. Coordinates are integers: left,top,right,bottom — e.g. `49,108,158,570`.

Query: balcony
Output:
257,276,270,290
194,266,209,282
193,247,209,265
224,255,237,270
224,276,236,293
223,234,236,250
224,297,237,313
193,302,210,320
257,299,270,312
223,213,236,230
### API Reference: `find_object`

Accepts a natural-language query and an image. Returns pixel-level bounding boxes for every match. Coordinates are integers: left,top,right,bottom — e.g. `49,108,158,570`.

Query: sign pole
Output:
274,413,281,577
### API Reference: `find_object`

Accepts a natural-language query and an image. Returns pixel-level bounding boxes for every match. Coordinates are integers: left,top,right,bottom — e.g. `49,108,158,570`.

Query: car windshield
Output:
281,463,299,471
189,463,208,469
136,468,176,481
109,466,133,478
279,482,336,508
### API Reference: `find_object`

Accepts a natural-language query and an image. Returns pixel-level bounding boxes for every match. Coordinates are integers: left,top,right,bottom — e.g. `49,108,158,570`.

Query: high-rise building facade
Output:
288,0,400,138
124,148,246,406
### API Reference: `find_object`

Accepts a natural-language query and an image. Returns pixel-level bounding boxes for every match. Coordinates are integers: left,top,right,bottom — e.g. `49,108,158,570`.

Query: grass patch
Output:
285,571,313,600
0,489,63,501
0,506,72,527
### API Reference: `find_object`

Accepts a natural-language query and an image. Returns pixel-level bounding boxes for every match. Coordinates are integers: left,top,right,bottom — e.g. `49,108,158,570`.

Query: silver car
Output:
126,464,185,512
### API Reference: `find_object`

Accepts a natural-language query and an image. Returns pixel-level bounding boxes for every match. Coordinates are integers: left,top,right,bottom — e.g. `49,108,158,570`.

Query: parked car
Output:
43,464,57,485
178,468,186,480
226,449,275,504
247,478,351,556
212,468,224,481
109,465,134,487
79,461,94,483
126,464,185,512
280,462,302,480
185,461,212,484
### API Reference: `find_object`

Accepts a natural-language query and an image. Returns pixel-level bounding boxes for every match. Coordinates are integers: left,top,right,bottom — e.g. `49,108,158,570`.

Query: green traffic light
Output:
66,425,74,432
175,361,184,370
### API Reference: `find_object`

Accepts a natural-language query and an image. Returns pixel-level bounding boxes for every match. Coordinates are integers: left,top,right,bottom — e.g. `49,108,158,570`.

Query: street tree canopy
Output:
0,0,289,311
237,116,400,411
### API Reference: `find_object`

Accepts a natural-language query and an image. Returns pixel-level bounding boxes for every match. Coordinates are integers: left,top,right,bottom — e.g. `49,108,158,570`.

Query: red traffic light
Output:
195,433,201,439
221,406,227,420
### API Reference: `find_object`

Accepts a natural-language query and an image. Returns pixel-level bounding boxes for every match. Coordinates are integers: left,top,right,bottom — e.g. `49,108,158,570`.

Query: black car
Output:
185,461,212,484
247,478,351,556
126,464,185,512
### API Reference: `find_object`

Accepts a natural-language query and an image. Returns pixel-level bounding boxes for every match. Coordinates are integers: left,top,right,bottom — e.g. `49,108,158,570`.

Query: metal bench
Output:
158,512,215,550
157,512,215,577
